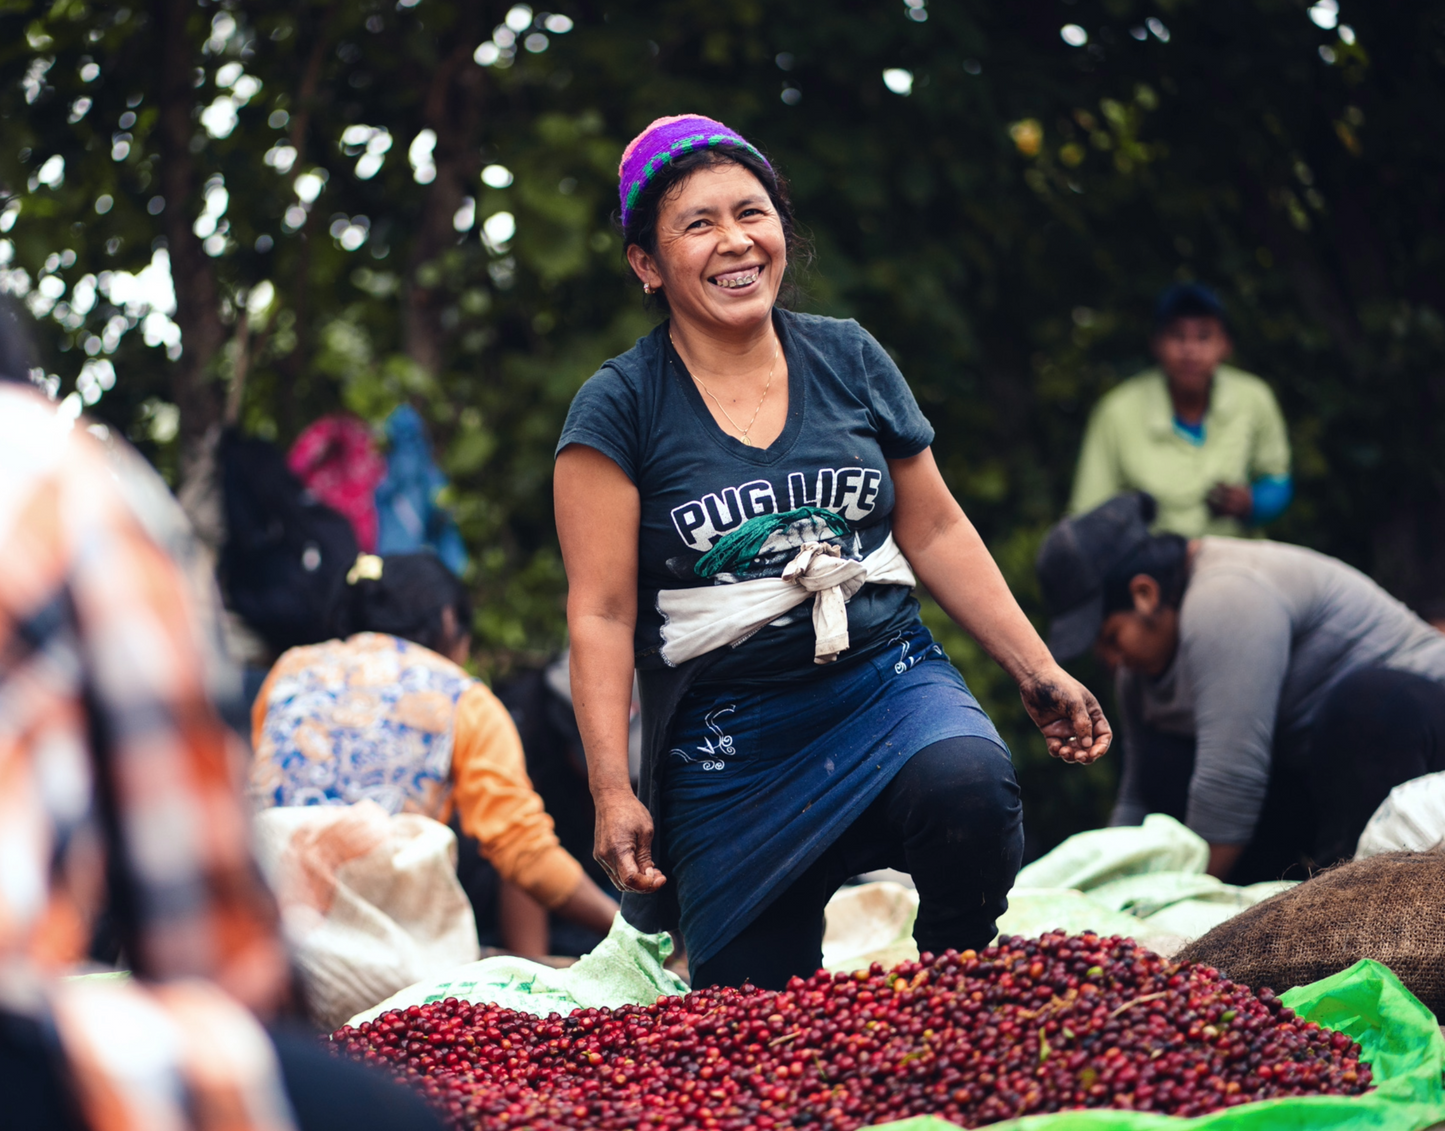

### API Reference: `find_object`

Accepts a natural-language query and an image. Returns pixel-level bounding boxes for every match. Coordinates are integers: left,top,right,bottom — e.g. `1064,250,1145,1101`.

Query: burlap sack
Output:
1176,851,1445,1017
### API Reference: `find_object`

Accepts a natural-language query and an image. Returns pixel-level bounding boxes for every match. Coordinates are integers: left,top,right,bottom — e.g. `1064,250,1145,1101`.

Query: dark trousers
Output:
0,1012,444,1131
1310,666,1445,862
1125,666,1445,881
692,735,1024,991
1123,724,1316,884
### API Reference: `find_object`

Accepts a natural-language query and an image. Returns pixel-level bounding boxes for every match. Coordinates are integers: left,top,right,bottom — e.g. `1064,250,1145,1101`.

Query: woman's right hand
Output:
557,445,657,894
593,789,667,894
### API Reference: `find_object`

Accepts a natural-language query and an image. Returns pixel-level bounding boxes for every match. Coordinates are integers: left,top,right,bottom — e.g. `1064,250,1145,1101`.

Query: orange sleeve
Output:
451,683,584,909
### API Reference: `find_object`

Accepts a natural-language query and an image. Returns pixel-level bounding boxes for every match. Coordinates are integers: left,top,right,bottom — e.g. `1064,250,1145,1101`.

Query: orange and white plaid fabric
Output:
0,385,294,1131
50,977,295,1131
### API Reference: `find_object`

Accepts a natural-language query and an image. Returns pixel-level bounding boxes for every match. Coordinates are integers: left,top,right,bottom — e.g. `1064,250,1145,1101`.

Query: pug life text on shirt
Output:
671,467,884,552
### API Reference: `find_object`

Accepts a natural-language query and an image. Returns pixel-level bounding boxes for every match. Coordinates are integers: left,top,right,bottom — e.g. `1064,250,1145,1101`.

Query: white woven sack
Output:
1355,770,1445,858
253,800,481,1030
821,882,920,973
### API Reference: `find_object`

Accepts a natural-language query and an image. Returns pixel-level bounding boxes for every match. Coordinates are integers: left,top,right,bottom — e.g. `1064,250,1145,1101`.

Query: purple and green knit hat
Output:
618,115,770,229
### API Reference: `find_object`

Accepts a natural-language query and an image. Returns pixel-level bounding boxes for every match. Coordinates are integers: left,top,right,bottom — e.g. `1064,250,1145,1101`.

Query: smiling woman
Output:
553,115,1113,991
626,158,791,447
619,120,806,314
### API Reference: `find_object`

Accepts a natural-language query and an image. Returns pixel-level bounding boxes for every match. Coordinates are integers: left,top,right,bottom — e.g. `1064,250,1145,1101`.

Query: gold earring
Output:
643,283,653,294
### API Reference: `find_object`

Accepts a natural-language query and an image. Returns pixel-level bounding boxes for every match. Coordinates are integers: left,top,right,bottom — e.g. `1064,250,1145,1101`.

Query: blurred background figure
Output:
374,406,470,576
1070,284,1293,538
248,551,618,957
286,413,388,554
0,298,441,1131
214,405,470,740
220,430,361,661
1038,493,1445,887
490,646,643,957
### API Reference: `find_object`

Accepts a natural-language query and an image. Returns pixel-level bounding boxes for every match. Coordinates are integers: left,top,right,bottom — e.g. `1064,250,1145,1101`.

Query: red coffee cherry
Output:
328,932,1371,1130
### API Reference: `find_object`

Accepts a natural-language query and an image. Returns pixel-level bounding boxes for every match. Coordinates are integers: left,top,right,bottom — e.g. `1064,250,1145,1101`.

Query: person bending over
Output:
1070,283,1292,537
1039,492,1445,880
249,552,618,954
555,114,1110,992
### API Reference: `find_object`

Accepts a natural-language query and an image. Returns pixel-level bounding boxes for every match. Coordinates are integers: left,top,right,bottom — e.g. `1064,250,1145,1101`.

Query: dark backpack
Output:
218,430,358,655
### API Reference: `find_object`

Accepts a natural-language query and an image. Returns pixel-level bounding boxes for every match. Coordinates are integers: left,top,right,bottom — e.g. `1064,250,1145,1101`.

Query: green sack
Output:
344,916,687,1027
1003,816,1295,952
995,888,1156,945
871,959,1445,1131
1085,873,1295,943
1014,816,1209,891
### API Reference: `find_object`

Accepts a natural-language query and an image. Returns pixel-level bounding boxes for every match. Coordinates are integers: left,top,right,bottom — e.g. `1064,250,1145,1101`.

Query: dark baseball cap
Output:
1036,492,1156,661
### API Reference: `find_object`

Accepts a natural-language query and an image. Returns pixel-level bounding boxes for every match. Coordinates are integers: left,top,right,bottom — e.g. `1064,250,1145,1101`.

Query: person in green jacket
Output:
1069,283,1292,538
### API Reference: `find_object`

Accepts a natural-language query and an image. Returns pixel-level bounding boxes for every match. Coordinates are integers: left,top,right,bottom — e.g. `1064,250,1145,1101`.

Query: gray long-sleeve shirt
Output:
1112,538,1445,843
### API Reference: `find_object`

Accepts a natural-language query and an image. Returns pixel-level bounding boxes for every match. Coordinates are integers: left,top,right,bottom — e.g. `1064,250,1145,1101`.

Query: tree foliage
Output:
4,0,1443,850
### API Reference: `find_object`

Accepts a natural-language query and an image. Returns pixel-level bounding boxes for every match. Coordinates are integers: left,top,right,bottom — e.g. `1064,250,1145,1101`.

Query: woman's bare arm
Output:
888,448,1112,764
554,444,666,892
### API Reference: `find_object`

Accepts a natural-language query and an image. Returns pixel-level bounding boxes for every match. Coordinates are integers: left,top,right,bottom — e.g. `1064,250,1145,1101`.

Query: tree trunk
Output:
404,14,487,376
158,0,224,486
276,5,338,438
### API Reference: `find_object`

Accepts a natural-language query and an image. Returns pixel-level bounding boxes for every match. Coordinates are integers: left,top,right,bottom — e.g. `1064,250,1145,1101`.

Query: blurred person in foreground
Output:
554,114,1110,992
1070,283,1293,537
0,299,441,1130
1039,492,1445,883
248,552,619,956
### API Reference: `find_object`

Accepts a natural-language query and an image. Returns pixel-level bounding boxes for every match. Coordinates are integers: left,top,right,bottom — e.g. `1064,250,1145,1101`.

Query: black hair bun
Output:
328,551,470,654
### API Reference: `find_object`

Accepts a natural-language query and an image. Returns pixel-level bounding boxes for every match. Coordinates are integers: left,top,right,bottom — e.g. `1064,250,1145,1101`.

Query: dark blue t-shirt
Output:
555,309,935,685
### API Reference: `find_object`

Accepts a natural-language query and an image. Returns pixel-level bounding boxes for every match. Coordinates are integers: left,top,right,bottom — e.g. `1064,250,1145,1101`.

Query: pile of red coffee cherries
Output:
330,932,1371,1130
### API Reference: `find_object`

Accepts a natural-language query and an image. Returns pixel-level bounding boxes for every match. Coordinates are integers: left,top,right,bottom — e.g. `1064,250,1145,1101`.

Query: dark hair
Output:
332,552,472,655
1153,282,1228,332
1101,533,1190,616
0,295,39,384
620,146,811,313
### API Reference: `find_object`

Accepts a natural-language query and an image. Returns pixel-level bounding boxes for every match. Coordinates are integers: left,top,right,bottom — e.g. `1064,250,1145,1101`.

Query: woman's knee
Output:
900,738,1023,952
890,736,1021,838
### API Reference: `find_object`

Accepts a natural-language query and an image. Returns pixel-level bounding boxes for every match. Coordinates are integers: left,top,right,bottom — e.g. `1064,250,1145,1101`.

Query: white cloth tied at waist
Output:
657,534,917,667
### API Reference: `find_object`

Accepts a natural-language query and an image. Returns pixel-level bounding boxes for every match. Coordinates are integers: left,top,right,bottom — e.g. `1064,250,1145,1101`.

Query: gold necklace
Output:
672,335,779,447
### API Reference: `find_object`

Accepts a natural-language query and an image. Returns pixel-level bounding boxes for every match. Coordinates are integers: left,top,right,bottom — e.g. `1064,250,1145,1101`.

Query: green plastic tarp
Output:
873,959,1445,1131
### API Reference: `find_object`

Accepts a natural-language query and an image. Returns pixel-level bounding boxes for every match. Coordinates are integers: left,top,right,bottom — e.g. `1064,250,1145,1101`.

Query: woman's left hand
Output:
885,449,1113,765
1018,668,1113,764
